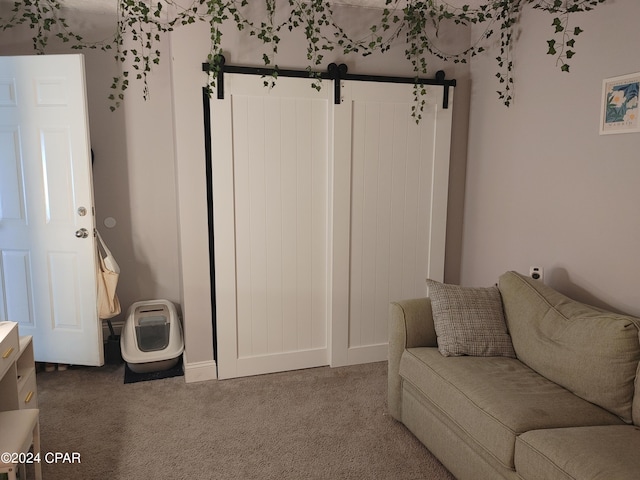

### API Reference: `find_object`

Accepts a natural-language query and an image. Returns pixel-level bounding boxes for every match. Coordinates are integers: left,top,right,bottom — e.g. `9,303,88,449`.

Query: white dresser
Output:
0,322,41,480
0,322,37,411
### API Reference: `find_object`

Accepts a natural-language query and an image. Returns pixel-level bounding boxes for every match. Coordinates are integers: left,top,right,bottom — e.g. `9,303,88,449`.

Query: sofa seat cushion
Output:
515,425,640,480
399,347,624,470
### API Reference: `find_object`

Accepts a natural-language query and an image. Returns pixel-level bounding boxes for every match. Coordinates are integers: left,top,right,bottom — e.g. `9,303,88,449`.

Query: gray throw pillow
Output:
427,279,516,358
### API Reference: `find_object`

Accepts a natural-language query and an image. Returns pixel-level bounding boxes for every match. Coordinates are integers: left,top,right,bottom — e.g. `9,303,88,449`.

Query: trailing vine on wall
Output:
0,0,607,116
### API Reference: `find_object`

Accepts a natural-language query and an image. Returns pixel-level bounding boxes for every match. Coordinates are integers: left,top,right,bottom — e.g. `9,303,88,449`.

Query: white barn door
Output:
211,74,331,379
211,73,454,378
330,80,453,367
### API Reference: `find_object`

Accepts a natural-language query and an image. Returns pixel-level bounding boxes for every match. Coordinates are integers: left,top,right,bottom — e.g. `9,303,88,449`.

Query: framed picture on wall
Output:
600,72,640,135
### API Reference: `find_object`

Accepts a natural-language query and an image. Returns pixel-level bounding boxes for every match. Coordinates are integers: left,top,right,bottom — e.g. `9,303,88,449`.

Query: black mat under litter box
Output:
123,356,184,384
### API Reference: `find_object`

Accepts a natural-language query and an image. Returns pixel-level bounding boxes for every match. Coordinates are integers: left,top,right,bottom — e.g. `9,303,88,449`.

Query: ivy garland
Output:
0,0,607,116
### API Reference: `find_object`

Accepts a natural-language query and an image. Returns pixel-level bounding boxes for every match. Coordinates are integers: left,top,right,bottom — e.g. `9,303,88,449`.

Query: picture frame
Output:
600,72,640,135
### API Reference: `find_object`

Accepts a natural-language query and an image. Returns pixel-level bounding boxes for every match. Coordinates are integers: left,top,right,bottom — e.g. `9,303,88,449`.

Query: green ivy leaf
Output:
547,39,556,55
552,17,562,28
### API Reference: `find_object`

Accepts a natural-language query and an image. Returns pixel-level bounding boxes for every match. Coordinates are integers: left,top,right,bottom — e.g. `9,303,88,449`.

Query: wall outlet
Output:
529,266,544,282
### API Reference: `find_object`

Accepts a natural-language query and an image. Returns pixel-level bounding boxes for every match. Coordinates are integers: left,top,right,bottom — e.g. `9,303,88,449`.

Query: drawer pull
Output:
2,346,14,359
24,391,34,404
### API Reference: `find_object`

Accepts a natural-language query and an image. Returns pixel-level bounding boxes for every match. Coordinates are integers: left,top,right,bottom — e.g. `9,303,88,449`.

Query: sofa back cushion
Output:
498,271,640,424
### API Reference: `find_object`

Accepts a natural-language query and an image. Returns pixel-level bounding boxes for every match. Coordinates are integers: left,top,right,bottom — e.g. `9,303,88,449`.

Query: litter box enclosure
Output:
120,300,184,373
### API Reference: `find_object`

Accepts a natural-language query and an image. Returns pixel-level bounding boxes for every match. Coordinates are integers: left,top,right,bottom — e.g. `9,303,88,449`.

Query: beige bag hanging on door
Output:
96,230,121,319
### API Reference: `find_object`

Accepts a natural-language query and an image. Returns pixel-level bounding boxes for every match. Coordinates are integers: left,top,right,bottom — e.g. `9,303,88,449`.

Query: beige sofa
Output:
388,270,640,480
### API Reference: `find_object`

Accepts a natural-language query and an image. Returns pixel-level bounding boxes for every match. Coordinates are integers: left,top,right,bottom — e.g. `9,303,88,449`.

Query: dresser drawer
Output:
0,322,19,380
18,368,38,409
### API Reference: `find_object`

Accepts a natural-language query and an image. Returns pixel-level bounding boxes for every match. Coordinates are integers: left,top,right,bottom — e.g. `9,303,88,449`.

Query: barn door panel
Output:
211,74,331,379
331,81,453,366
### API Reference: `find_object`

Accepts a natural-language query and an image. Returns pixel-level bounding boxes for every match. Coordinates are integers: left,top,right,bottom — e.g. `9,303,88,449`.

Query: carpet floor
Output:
33,361,455,480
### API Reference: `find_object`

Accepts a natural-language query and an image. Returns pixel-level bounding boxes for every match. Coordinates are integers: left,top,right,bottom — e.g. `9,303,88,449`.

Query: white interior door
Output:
330,80,453,367
0,54,103,366
211,74,331,379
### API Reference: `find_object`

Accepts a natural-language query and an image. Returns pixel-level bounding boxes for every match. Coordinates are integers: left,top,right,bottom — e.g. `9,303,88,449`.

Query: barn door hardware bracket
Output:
435,70,451,109
328,63,348,105
202,57,456,108
214,55,225,100
328,67,455,110
202,55,227,100
203,55,333,100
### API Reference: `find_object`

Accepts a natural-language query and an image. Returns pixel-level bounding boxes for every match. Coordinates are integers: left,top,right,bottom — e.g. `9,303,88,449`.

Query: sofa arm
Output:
388,298,438,420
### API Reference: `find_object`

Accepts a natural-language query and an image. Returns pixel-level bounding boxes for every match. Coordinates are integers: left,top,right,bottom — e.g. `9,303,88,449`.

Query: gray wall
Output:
462,1,640,316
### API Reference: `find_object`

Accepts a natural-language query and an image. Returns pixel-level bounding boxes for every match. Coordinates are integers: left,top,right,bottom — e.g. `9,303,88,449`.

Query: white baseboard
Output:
184,359,217,383
346,343,388,366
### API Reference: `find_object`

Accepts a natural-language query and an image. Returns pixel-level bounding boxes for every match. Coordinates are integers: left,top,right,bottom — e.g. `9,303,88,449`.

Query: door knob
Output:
75,228,89,238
